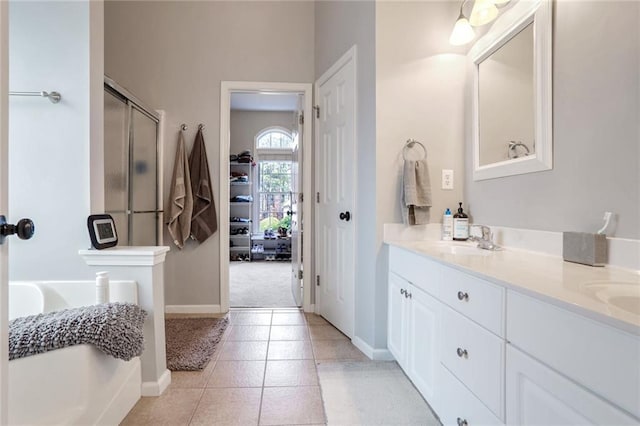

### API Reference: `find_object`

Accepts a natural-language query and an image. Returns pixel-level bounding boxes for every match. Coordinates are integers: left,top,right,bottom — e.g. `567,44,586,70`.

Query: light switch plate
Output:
442,169,454,190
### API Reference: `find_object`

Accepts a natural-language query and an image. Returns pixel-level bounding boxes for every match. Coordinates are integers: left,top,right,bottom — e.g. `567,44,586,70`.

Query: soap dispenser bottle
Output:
453,202,469,241
442,208,453,241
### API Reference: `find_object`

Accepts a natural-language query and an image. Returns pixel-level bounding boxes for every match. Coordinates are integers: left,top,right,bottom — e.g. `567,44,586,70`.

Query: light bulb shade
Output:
449,17,476,46
469,0,499,26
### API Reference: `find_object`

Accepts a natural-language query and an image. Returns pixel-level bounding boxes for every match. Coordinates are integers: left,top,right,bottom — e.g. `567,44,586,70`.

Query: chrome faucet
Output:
469,225,499,250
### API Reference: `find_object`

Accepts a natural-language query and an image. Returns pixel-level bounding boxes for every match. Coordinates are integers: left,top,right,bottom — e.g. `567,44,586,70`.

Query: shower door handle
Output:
0,215,35,245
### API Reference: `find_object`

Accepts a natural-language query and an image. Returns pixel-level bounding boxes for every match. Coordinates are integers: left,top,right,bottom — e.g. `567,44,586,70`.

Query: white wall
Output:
9,1,100,280
375,1,466,348
230,110,295,155
465,0,640,239
105,1,315,307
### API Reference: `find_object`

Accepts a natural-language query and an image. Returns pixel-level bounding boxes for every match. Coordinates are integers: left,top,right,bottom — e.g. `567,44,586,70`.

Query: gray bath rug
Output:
165,317,229,371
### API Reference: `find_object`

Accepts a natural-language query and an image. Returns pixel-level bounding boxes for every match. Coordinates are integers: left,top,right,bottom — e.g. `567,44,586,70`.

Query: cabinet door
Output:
506,345,638,425
388,272,408,368
407,284,440,408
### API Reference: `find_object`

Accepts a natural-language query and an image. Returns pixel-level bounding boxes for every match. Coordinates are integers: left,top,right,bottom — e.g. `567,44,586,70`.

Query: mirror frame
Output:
470,0,553,181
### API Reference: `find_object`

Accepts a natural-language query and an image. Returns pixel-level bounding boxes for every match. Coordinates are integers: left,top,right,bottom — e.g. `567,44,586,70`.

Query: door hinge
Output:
299,193,304,203
316,192,320,203
313,105,320,119
298,270,303,280
298,113,304,125
316,275,320,286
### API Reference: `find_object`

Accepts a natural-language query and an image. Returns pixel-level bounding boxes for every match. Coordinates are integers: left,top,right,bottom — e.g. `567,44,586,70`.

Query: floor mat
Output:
165,317,228,371
316,361,439,425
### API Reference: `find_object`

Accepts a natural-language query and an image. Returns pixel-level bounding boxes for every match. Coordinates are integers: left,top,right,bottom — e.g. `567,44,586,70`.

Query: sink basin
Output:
581,281,640,315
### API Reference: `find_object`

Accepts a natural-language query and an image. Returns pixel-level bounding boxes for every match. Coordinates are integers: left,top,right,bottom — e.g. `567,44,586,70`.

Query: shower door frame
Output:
104,76,163,246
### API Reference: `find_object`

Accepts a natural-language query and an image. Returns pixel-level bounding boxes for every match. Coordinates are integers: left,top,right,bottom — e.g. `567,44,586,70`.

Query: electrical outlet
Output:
442,169,454,190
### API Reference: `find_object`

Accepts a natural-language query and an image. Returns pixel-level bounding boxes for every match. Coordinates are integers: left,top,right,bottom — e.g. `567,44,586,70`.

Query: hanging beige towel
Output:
402,159,432,225
167,133,193,249
189,128,218,242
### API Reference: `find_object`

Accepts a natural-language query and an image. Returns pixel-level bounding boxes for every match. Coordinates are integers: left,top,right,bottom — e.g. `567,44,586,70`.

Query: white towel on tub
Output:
402,159,432,225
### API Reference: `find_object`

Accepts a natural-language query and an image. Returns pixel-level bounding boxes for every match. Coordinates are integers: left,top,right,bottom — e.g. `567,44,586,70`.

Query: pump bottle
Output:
453,202,469,241
442,208,453,241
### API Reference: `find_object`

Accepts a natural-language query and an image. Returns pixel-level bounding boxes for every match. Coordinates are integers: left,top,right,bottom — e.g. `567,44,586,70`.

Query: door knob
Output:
339,211,351,221
286,210,293,216
0,216,35,245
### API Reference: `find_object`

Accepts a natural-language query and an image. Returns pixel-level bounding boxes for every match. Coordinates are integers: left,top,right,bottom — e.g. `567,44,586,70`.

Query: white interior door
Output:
0,2,8,422
290,99,303,307
315,47,356,338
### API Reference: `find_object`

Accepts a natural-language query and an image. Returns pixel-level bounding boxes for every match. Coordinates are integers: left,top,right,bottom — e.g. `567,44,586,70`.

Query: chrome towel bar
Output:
10,91,61,104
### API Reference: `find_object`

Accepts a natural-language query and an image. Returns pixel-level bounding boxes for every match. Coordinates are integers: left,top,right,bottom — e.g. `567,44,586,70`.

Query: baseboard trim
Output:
141,369,171,397
352,336,395,361
165,304,222,314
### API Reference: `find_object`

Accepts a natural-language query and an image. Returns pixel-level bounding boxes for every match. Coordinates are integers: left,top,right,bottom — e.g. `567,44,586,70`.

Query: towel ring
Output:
403,139,427,160
180,123,188,131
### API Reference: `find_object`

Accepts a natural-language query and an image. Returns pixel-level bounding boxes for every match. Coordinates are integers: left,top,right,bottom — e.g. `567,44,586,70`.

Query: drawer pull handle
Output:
400,288,405,295
456,347,468,358
457,418,468,426
457,291,469,301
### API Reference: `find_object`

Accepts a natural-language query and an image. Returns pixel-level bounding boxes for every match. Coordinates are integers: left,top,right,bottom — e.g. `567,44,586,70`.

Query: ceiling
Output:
230,92,299,112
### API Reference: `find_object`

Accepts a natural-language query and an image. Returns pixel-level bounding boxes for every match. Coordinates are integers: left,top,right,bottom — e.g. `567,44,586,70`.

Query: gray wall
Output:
465,0,640,239
230,110,295,155
375,1,467,348
105,1,315,307
314,1,378,346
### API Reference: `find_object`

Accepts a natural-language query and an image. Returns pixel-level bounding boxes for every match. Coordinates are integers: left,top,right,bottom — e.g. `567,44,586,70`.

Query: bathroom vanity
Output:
386,239,640,425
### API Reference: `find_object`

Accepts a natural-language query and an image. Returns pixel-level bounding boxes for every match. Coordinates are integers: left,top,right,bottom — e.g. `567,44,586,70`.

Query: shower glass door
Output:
104,78,161,246
130,106,159,245
104,89,130,244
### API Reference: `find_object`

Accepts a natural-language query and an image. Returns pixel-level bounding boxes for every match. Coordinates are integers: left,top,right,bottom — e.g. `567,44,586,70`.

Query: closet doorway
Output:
220,82,312,312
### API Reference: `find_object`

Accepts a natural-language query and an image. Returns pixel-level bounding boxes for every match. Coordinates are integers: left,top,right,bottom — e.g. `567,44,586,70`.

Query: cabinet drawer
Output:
389,246,441,297
440,266,504,336
441,306,504,419
507,290,640,419
438,365,503,426
506,345,638,425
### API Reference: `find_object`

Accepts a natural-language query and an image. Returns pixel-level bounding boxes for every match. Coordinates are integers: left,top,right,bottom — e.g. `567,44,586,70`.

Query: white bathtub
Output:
8,281,142,425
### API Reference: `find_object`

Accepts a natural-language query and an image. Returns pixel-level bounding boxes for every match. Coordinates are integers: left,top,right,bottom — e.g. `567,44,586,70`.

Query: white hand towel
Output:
402,159,432,225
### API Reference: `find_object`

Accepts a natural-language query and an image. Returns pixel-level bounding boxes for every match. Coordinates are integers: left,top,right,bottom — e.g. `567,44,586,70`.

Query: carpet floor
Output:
317,361,438,425
165,317,229,371
229,261,297,308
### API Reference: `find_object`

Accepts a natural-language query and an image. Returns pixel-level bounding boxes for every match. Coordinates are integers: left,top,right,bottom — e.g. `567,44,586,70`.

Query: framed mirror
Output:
470,0,552,181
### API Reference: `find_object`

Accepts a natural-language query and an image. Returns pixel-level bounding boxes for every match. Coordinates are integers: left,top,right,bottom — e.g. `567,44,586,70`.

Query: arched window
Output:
254,127,294,232
255,127,294,150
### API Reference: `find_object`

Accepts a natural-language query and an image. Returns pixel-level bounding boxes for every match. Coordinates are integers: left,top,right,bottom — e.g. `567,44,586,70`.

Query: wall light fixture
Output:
449,0,511,46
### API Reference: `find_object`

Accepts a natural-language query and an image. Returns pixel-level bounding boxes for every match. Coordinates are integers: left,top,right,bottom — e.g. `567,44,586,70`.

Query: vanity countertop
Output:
385,239,640,334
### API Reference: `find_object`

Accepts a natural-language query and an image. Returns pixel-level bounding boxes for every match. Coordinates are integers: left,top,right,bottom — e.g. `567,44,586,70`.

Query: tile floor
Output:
122,308,434,426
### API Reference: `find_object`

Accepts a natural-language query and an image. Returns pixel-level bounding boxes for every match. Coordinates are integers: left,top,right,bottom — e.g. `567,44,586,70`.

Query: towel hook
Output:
403,139,427,161
198,123,205,130
180,123,188,131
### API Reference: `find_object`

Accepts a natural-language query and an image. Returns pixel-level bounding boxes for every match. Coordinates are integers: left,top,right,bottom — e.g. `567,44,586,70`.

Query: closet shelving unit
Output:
229,161,253,261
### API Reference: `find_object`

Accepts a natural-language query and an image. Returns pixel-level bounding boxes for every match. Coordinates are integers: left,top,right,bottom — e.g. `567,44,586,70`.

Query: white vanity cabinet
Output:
387,243,640,426
506,290,640,424
388,246,504,423
387,271,441,407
